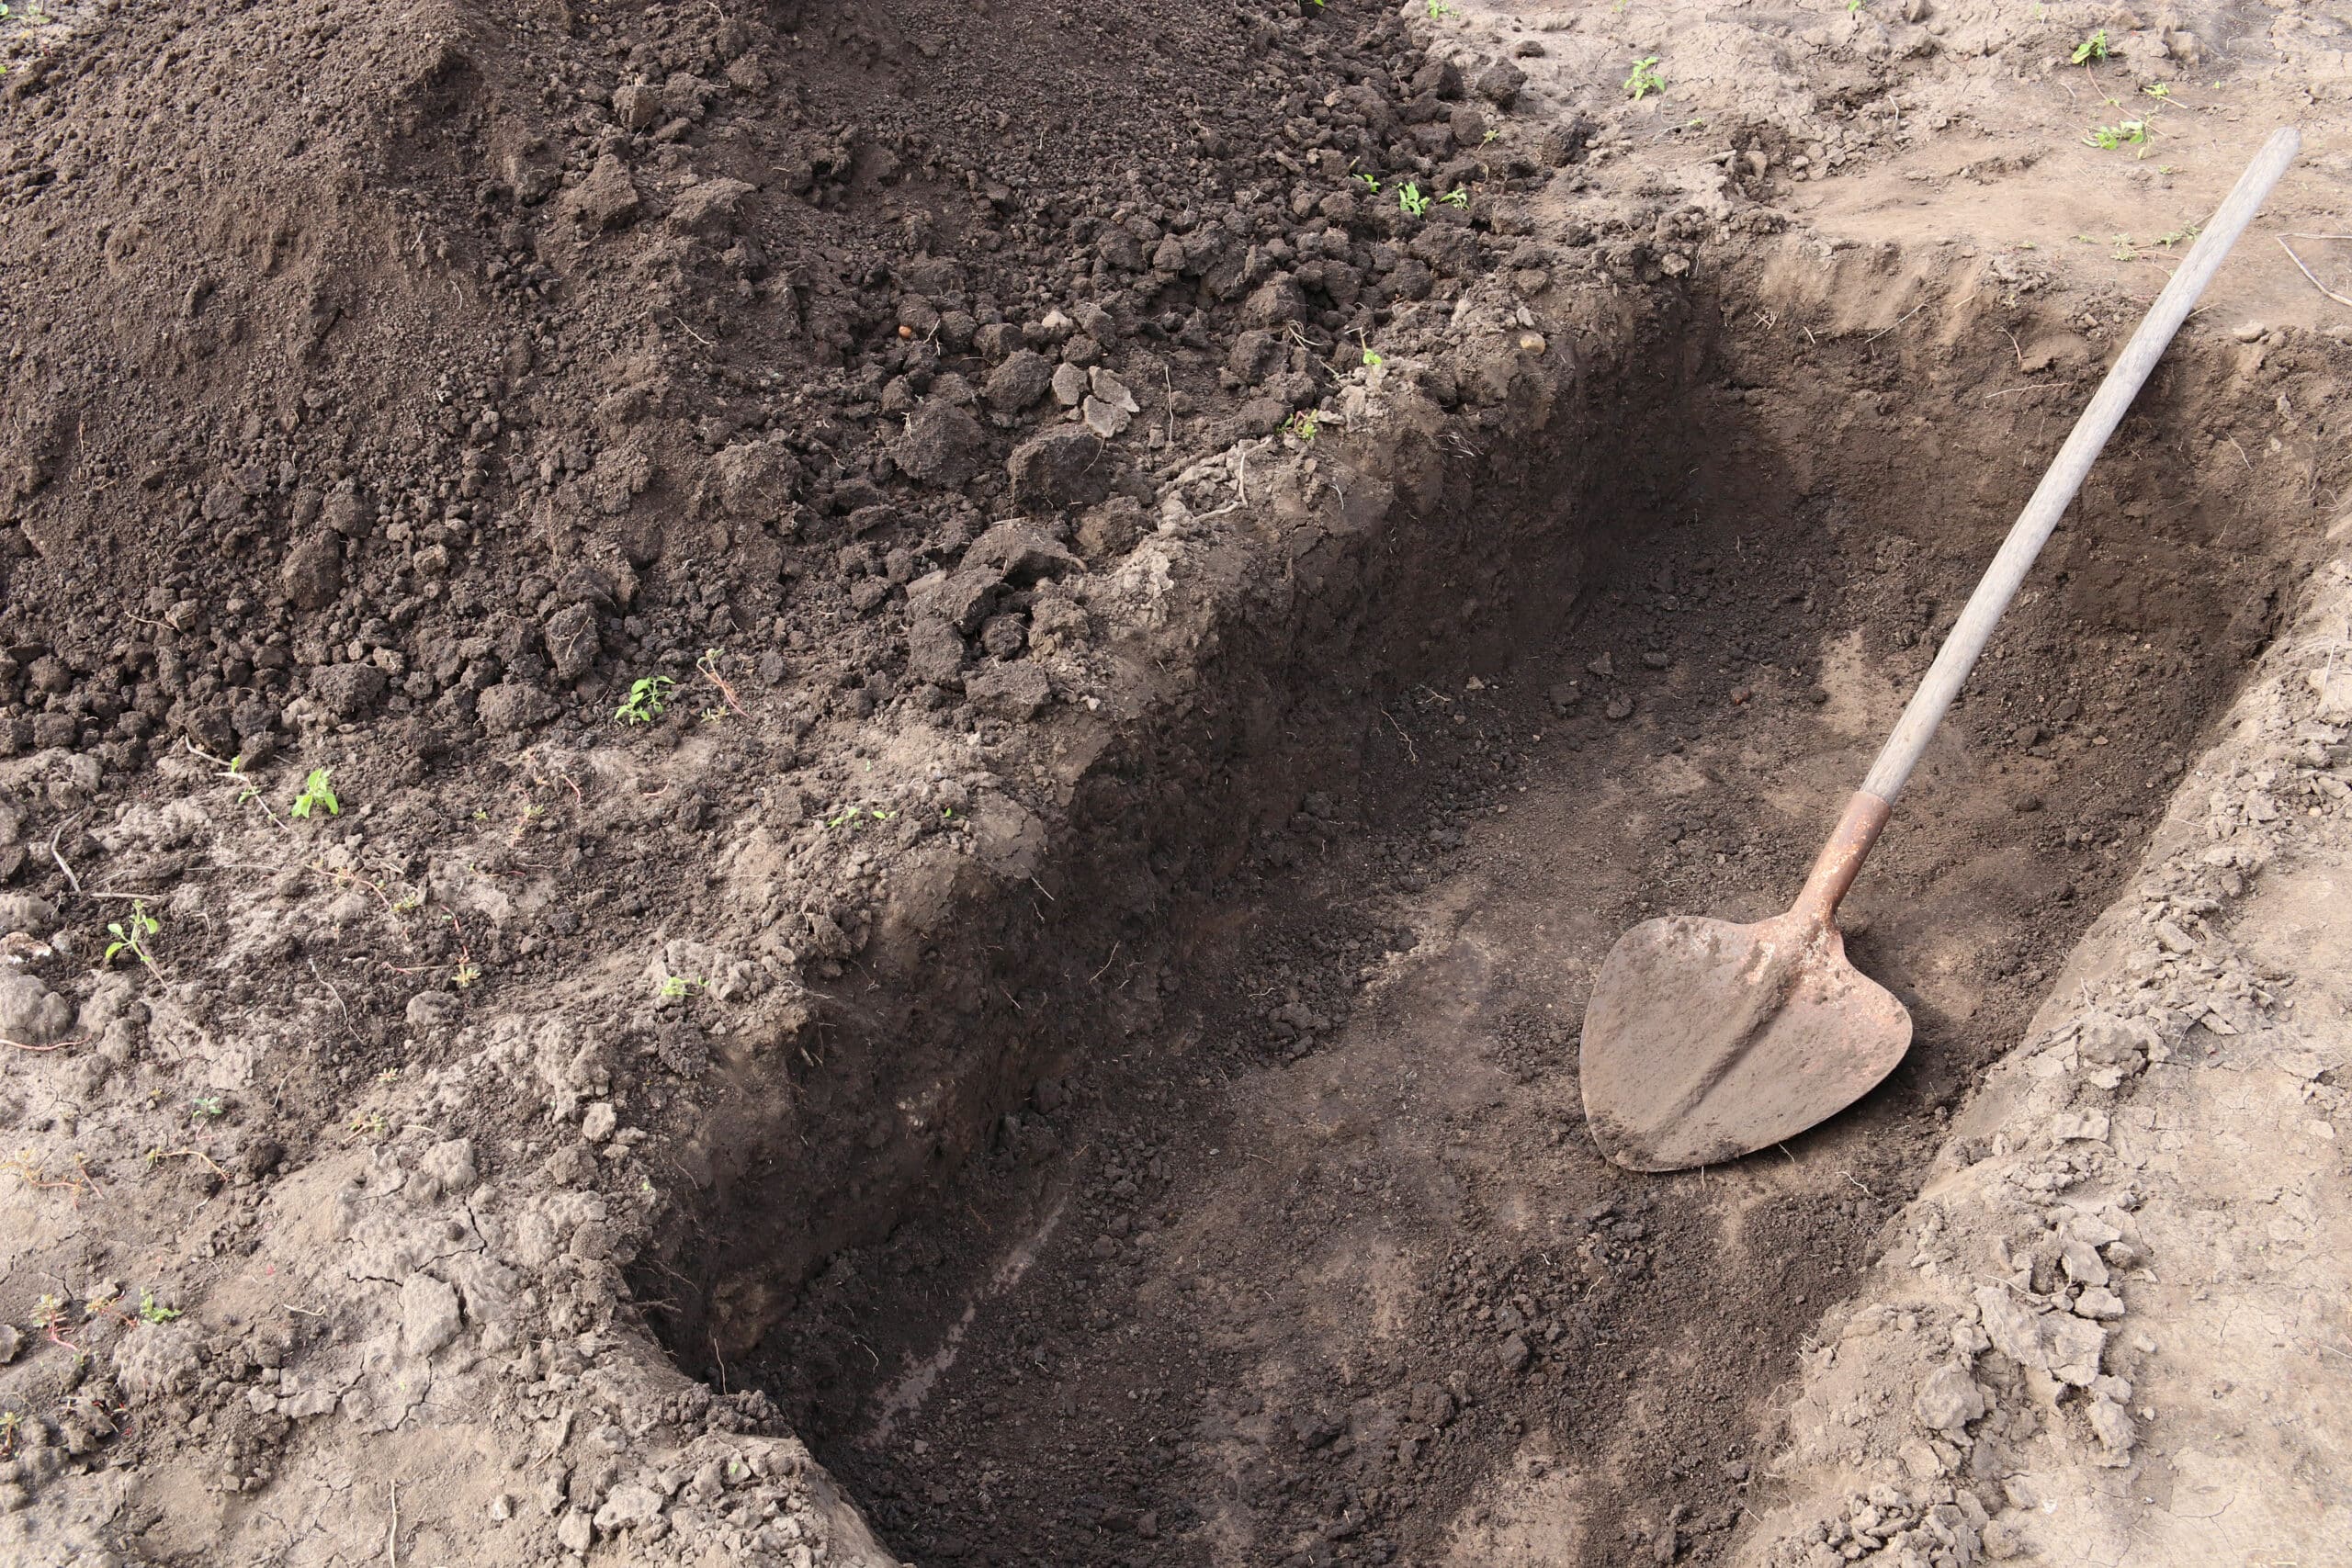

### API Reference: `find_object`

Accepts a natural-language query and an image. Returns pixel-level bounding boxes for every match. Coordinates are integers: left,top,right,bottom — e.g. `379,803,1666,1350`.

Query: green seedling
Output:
190,1096,225,1121
453,961,481,988
1847,0,1862,13
137,1290,181,1325
1426,0,1455,16
346,1110,389,1139
1442,187,1470,207
104,900,160,971
2084,118,2148,152
290,767,340,819
1398,182,1431,217
657,975,705,999
2143,82,2171,98
615,674,675,726
1288,410,1321,442
1356,172,1381,193
0,1410,21,1458
2072,28,2110,63
1481,128,1500,145
1624,56,1665,100
1363,348,1385,368
827,805,899,829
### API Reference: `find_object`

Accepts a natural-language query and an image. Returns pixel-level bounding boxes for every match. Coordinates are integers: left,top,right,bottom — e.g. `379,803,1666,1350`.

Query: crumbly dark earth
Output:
0,0,2345,1564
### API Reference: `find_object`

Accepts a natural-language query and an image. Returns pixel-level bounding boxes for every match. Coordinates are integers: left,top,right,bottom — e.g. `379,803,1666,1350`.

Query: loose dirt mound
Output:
2,0,2347,1564
0,0,1591,1561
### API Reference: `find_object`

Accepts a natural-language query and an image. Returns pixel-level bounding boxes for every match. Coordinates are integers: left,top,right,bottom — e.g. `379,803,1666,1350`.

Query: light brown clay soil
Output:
0,1,2346,1566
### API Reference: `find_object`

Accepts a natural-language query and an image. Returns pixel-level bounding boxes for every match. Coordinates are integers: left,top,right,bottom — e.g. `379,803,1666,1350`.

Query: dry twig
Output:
2277,235,2352,309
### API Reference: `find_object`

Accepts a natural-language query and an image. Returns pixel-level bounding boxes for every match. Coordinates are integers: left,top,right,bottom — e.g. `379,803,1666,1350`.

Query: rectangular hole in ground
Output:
649,285,2320,1568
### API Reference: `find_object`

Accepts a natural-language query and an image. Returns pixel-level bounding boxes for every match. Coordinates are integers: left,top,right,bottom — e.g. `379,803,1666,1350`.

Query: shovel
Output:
1579,127,2301,1173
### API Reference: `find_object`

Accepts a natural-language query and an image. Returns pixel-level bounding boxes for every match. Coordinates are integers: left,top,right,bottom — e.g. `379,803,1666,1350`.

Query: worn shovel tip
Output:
1577,911,1913,1173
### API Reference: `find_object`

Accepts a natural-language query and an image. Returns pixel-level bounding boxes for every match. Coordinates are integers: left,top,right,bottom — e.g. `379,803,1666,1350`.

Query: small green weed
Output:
2083,118,2148,152
1441,187,1470,208
1398,182,1431,218
615,674,675,726
2071,28,2110,63
1287,410,1321,442
1426,0,1455,16
656,975,705,999
137,1290,181,1325
1356,172,1381,194
1624,56,1665,100
453,961,482,988
2143,82,2170,98
291,767,340,819
190,1096,225,1121
104,900,160,971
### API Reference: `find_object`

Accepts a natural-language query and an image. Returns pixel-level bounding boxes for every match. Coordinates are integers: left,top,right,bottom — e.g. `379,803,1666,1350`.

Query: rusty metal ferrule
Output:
1792,790,1894,932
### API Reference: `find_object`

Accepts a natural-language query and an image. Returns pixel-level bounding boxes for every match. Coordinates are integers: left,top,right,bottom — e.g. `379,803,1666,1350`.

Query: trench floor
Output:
746,378,2277,1566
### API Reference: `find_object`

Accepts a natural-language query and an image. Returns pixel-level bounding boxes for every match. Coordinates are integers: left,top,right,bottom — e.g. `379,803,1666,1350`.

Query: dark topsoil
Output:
0,0,1616,1551
0,0,1568,1280
0,0,2338,1563
739,301,2326,1567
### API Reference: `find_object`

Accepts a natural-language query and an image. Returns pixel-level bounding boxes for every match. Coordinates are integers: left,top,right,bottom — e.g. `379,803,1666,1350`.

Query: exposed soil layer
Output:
2,0,2346,1563
729,280,2326,1565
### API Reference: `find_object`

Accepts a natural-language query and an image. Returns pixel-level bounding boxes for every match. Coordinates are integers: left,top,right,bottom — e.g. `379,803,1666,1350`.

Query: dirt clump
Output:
2,0,2348,1563
0,0,1588,1562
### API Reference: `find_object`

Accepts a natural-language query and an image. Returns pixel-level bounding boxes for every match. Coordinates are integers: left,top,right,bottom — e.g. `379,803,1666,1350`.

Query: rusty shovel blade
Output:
1579,791,1912,1171
1578,911,1912,1171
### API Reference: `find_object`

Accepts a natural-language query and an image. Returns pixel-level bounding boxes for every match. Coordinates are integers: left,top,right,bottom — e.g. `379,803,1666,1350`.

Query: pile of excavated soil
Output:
2,0,2348,1564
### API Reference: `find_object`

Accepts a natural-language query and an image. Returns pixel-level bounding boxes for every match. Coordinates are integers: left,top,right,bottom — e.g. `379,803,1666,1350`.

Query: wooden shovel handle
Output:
1800,127,2300,929
1858,126,2300,809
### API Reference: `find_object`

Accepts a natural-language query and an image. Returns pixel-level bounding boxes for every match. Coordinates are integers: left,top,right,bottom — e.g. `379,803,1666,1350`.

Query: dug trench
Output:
625,253,2330,1568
